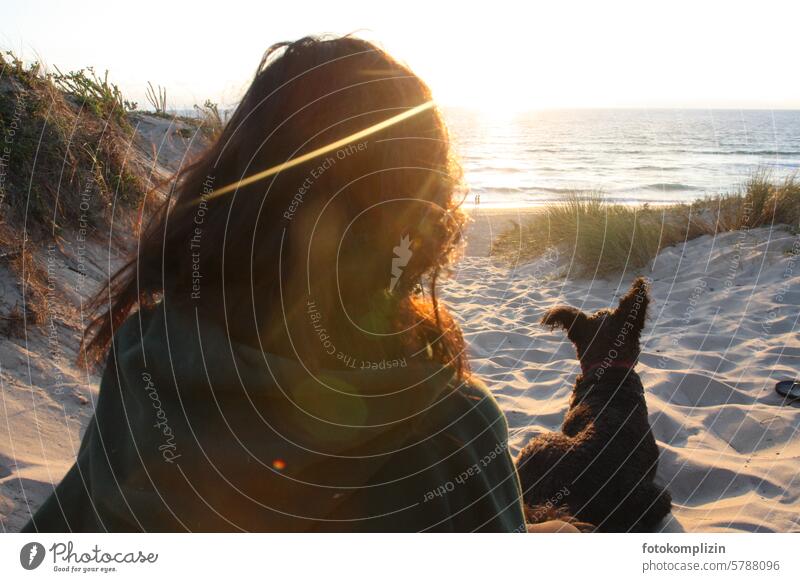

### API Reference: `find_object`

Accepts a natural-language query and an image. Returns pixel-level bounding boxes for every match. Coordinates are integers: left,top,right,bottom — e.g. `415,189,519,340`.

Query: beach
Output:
1,200,798,531
1,105,799,532
449,209,800,532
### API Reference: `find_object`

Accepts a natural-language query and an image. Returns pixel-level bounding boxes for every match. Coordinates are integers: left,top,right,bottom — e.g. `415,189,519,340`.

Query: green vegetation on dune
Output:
0,52,156,333
0,51,225,336
0,51,149,237
0,51,226,232
490,173,800,275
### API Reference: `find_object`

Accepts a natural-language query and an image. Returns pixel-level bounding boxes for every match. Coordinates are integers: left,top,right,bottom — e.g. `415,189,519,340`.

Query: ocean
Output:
445,108,800,207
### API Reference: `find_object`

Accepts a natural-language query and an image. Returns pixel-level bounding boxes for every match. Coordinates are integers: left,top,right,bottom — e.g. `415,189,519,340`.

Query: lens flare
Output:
201,101,434,203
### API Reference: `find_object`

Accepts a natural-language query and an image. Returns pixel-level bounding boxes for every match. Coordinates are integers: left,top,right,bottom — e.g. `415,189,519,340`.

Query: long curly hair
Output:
82,35,470,380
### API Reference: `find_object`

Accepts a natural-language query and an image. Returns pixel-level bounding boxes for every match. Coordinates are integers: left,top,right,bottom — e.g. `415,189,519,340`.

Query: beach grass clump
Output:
0,51,149,237
0,223,49,332
1,52,152,336
51,66,137,123
689,172,800,232
491,192,683,275
491,174,800,274
145,81,168,116
747,173,800,227
193,99,225,138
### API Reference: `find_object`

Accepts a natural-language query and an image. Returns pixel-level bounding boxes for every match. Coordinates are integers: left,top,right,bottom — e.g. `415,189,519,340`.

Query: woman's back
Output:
24,36,525,532
25,302,524,532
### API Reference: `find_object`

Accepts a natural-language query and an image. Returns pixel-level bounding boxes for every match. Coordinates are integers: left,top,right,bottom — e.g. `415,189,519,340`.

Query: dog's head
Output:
541,277,650,368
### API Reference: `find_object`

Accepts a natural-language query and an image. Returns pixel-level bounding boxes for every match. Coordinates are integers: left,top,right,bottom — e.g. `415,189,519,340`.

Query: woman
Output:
23,36,526,532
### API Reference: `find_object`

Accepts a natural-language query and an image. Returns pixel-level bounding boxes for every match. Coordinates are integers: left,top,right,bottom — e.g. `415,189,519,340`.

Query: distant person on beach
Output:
475,193,481,206
23,36,526,532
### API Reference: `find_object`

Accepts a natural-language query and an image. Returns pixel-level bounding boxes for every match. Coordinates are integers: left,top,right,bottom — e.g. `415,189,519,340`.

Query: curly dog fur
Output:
517,277,671,532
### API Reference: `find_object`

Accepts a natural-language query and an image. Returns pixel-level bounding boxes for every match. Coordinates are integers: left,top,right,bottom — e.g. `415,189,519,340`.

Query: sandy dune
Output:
1,192,798,531
444,211,800,532
0,113,199,532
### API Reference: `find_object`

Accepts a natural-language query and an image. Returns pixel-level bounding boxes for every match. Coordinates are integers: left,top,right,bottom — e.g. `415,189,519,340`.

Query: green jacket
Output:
23,303,525,532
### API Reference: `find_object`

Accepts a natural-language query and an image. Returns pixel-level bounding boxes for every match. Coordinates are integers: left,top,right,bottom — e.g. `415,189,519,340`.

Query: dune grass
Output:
1,51,153,335
1,52,151,236
0,51,226,337
52,65,137,123
490,173,800,275
145,81,168,115
193,99,225,138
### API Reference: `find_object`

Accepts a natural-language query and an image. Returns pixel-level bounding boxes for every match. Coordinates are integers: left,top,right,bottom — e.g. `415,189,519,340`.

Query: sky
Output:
2,0,800,111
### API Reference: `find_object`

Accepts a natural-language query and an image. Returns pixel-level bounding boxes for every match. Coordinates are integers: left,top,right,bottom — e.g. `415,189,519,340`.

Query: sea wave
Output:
472,185,584,195
521,194,685,206
520,147,800,157
448,109,800,206
643,183,702,191
470,186,526,195
692,149,800,156
471,165,525,173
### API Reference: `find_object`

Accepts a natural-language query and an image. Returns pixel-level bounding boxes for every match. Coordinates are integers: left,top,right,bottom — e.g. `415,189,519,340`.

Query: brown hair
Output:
83,36,469,380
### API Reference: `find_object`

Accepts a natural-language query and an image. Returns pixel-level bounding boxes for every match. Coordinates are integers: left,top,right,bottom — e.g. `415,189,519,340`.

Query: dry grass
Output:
491,173,800,275
0,52,225,339
0,52,153,337
0,225,48,337
193,99,225,139
1,52,151,237
52,65,137,123
145,81,168,115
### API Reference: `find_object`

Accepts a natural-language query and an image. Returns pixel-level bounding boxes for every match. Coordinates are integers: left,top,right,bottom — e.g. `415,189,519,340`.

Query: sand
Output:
1,128,799,531
445,210,800,532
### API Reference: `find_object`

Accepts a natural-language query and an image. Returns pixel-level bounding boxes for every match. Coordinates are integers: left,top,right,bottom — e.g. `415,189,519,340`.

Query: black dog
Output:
516,278,671,532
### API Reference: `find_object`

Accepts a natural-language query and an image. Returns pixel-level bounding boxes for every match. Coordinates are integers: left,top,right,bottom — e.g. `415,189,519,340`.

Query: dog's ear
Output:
617,277,649,333
541,305,588,341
